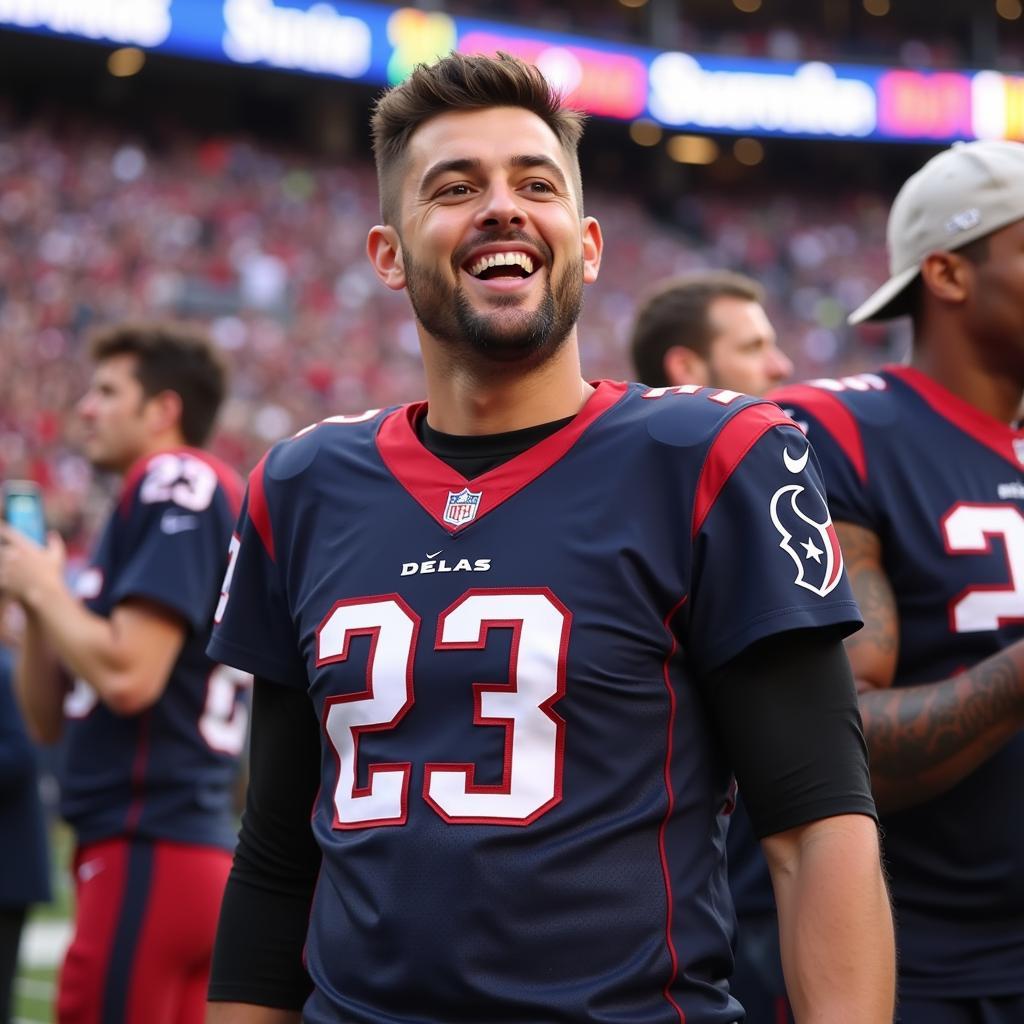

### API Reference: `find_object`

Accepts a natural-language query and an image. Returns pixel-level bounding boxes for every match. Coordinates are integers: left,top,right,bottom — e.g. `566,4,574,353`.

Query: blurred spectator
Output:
0,598,51,1024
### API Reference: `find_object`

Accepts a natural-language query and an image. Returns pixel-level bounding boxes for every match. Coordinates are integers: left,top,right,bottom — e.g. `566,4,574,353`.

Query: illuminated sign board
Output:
0,0,172,47
971,70,1024,141
1,0,1022,144
877,70,972,139
457,28,648,120
0,0,391,82
647,54,876,138
222,0,373,79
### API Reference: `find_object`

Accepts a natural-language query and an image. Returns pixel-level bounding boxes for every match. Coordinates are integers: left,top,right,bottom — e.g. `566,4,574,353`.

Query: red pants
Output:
58,837,232,1024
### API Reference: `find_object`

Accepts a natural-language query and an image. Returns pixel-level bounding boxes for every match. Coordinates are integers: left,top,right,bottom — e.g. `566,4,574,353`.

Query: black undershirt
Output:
418,412,575,477
209,417,875,1009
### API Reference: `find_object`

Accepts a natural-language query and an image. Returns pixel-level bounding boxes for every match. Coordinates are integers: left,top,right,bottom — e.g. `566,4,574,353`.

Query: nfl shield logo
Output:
443,487,482,527
1014,439,1024,466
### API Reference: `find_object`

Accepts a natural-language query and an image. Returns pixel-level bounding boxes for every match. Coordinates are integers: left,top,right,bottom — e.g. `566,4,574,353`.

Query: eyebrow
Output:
418,153,569,197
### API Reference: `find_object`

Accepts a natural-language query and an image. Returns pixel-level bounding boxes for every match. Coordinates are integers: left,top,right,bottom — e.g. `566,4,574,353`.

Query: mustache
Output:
451,230,551,270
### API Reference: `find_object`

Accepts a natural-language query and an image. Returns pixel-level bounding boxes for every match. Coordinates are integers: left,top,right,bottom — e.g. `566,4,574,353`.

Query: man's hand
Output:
0,523,67,611
2,521,186,720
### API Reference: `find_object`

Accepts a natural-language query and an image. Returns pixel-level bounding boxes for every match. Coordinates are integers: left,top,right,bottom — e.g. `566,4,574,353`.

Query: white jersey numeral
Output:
140,453,218,512
215,534,241,625
199,665,253,755
321,596,418,828
64,676,99,718
318,590,570,828
943,504,1024,632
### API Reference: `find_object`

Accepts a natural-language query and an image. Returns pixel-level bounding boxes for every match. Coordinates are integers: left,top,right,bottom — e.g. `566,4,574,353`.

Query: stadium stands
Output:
0,105,905,544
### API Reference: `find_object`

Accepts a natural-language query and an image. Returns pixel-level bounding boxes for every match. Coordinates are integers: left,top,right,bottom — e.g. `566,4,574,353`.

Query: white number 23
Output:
318,590,570,829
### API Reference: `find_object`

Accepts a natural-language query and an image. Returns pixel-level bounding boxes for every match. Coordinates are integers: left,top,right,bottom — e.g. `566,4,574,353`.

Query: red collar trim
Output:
376,380,628,534
885,365,1024,470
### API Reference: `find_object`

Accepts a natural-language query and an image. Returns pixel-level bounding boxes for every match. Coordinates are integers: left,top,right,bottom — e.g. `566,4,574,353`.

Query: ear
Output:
662,346,710,388
920,251,971,308
367,225,406,291
580,216,603,284
146,389,184,439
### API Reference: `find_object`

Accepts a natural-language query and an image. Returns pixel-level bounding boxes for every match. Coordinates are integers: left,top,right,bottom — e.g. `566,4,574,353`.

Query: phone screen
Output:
4,486,47,545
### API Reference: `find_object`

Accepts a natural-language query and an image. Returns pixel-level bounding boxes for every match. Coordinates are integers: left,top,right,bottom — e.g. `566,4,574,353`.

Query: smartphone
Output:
3,480,47,545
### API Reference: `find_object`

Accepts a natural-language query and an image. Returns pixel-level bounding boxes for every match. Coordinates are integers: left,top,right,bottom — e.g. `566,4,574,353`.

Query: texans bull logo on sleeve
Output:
770,446,844,597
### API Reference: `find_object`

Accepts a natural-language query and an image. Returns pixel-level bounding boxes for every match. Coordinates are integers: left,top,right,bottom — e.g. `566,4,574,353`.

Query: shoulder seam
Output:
246,452,275,562
770,385,868,485
691,403,795,538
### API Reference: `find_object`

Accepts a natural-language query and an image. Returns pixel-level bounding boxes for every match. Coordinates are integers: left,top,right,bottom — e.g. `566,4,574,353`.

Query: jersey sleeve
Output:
0,650,36,793
107,452,234,632
770,385,878,530
685,409,862,674
207,456,307,690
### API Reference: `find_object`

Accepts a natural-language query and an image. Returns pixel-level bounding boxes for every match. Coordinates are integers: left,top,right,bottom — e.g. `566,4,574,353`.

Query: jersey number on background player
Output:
199,666,252,756
140,453,218,511
943,504,1024,633
65,668,251,757
318,590,570,829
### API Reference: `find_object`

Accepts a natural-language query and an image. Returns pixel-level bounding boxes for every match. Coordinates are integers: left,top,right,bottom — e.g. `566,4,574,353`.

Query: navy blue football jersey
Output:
60,448,250,850
210,381,862,1024
0,645,52,909
774,366,1024,998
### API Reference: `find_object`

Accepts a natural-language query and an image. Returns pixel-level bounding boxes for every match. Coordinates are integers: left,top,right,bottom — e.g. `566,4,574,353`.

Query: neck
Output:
121,431,189,475
420,330,593,435
911,320,1024,426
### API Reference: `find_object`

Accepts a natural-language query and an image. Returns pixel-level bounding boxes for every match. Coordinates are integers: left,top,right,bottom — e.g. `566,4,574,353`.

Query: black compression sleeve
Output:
208,676,322,1008
703,629,877,839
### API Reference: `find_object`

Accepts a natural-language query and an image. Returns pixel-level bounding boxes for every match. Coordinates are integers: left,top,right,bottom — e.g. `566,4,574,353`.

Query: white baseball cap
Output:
849,139,1024,325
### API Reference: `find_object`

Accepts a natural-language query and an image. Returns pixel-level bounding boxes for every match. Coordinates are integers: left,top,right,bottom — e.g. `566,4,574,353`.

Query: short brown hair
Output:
88,322,227,447
630,271,765,387
370,51,586,225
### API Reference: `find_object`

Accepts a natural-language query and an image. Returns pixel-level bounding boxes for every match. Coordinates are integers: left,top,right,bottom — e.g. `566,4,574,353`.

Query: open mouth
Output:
464,251,538,281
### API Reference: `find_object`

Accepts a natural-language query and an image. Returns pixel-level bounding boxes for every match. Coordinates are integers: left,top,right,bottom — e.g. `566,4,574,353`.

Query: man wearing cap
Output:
772,139,1024,1023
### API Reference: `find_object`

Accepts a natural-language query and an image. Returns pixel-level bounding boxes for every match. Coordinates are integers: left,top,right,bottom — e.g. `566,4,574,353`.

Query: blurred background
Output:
1,4,1022,1014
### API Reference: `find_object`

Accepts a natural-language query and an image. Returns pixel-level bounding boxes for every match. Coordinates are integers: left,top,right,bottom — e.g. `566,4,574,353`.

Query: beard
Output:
402,232,584,368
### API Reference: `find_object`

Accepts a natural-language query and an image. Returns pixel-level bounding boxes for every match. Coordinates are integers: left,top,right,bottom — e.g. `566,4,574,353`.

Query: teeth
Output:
468,252,535,277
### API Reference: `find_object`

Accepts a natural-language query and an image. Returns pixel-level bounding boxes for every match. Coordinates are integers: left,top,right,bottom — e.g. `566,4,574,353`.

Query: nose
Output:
768,345,794,383
474,180,526,231
77,391,97,420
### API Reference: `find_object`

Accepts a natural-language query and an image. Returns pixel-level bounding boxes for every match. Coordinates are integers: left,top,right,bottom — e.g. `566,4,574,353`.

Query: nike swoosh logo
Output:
161,510,200,535
783,446,810,474
426,550,443,559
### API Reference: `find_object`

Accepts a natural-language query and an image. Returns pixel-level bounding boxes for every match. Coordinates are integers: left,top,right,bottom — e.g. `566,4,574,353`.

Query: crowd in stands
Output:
0,108,899,551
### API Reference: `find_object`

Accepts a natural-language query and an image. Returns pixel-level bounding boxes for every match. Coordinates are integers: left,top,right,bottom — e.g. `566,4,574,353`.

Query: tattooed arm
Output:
837,521,1024,813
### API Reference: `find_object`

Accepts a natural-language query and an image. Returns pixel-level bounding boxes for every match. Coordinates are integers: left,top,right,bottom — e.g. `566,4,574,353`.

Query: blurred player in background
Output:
631,271,795,1024
772,139,1024,1023
0,597,51,1024
205,52,893,1024
0,323,249,1024
630,270,793,398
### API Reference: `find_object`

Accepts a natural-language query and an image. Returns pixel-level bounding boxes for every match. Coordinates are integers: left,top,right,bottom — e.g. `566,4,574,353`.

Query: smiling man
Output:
205,53,894,1024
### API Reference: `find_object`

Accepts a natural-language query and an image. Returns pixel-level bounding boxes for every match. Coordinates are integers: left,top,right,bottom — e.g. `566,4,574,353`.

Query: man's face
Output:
380,106,601,368
964,218,1024,375
705,296,792,397
77,354,153,472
